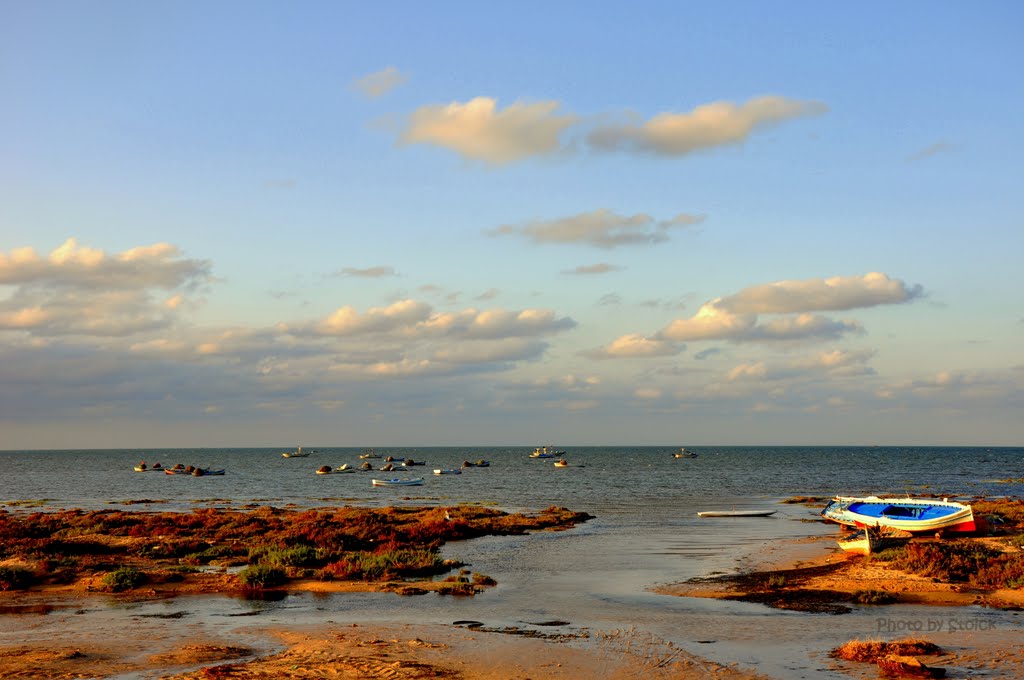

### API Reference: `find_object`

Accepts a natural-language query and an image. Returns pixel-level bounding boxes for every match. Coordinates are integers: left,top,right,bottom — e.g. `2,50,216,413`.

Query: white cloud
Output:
312,299,432,336
659,302,756,341
491,209,704,248
727,362,769,381
907,142,954,163
716,272,922,314
565,263,623,275
653,273,918,344
587,95,827,156
0,239,212,337
352,66,408,99
401,97,577,165
338,266,397,278
0,238,211,290
584,333,682,359
743,314,862,341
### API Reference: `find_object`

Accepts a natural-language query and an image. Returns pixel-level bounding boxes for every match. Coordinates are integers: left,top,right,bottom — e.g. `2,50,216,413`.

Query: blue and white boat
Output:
821,496,975,534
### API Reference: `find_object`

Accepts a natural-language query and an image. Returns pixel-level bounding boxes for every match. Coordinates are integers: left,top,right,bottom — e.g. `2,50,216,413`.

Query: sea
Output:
1,446,1022,679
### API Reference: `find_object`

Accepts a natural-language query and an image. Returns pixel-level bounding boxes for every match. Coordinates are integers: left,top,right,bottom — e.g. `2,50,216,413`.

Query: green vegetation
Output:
851,589,898,605
0,566,36,591
0,505,591,594
238,564,287,589
102,566,146,592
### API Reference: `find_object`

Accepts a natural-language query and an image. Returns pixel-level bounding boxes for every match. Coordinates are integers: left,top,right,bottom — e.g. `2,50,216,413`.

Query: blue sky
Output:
1,2,1022,448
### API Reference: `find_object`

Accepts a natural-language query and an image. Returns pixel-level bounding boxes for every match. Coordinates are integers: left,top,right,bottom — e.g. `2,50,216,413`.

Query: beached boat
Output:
282,446,309,458
433,468,462,475
371,477,424,487
674,447,698,458
821,496,975,534
696,510,777,517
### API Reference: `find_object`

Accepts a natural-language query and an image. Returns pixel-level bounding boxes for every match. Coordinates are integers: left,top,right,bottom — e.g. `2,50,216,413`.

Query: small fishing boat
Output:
553,459,569,468
434,468,462,475
191,468,225,476
696,510,777,517
529,446,563,458
674,447,698,458
282,446,309,458
359,449,381,459
372,477,425,487
821,496,975,534
401,458,426,466
316,465,354,475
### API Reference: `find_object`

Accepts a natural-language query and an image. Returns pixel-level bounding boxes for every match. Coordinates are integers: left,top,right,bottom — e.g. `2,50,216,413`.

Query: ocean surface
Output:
2,446,1022,679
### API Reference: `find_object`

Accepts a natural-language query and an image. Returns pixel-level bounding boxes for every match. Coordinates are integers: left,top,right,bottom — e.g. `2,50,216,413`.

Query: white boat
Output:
835,525,907,556
433,468,462,475
372,477,425,487
674,447,698,458
697,510,777,517
282,446,309,458
821,496,975,534
553,459,569,468
359,449,381,459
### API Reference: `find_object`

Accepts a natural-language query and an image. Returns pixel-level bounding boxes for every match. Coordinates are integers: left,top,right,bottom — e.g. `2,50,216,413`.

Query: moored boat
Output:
674,447,698,458
433,468,462,475
821,496,975,534
371,477,425,487
697,509,777,517
553,459,569,468
282,446,309,458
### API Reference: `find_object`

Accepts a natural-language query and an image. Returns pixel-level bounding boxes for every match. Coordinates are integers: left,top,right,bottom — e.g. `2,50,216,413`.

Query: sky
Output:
1,2,1022,448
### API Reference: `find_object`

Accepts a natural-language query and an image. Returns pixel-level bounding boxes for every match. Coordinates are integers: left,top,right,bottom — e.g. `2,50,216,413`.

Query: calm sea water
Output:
2,446,1022,679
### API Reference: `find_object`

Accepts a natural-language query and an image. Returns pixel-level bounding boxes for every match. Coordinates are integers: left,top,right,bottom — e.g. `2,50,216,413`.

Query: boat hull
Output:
822,496,975,534
697,510,776,517
372,478,425,487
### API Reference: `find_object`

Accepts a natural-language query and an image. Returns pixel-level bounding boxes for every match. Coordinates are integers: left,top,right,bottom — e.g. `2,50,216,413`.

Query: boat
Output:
529,446,563,458
433,468,462,475
461,459,490,468
359,449,381,459
401,458,426,466
371,477,424,487
674,447,698,458
696,510,777,517
553,459,569,468
316,465,354,475
133,462,163,472
165,467,224,476
282,446,309,458
821,496,976,534
836,525,908,555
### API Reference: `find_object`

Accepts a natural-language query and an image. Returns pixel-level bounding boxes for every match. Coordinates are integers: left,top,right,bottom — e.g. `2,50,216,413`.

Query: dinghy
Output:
696,510,776,517
371,477,425,487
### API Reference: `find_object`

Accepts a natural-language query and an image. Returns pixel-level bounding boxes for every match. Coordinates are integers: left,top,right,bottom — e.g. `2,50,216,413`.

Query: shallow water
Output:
1,446,1022,678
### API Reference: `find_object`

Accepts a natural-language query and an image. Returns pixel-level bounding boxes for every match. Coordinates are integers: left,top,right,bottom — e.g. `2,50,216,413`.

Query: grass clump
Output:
830,638,943,663
102,566,146,592
969,553,1024,589
852,589,898,605
0,566,37,591
238,564,286,589
889,541,1002,583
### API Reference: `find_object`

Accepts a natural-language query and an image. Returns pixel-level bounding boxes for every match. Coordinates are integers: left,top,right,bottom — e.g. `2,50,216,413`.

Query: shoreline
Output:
3,502,1024,678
